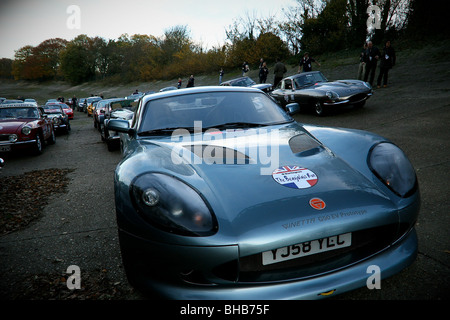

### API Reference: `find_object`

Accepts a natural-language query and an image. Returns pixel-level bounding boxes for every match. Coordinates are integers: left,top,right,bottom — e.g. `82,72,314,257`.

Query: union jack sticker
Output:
272,165,318,189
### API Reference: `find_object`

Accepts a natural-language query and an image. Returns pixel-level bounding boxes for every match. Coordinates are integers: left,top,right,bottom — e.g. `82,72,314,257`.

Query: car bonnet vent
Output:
289,134,321,155
183,145,253,164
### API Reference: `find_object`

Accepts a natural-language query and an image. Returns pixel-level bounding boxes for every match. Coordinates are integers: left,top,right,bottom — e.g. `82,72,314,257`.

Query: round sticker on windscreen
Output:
272,165,318,189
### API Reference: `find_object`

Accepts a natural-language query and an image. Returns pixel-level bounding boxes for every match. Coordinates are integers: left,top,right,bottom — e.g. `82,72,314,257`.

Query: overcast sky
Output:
0,0,295,59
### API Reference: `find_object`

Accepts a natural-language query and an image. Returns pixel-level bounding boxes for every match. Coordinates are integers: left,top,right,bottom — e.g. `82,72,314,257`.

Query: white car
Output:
24,99,38,106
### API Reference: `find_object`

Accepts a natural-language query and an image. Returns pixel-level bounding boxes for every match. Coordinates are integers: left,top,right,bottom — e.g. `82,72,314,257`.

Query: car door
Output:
272,79,292,107
292,76,319,108
38,108,53,139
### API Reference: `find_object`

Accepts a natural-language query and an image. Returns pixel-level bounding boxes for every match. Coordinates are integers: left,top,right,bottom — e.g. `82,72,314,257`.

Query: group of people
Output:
358,40,396,88
236,58,287,88
176,39,395,90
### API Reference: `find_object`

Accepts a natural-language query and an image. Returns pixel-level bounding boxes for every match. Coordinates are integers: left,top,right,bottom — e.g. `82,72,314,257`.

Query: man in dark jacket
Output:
186,75,195,87
273,58,287,88
377,40,396,88
298,52,320,73
363,41,380,86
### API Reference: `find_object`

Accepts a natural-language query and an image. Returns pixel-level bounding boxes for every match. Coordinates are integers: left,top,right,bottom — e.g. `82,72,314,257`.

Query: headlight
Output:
21,126,32,135
9,134,18,142
326,91,338,100
130,173,218,236
368,142,417,197
52,117,61,125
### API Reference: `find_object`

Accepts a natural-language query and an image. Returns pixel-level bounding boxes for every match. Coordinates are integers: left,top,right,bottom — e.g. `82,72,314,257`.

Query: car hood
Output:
131,122,397,248
0,119,32,134
311,80,370,95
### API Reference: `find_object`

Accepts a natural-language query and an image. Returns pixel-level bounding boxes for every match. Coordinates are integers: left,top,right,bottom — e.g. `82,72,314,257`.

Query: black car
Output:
41,104,70,134
100,98,138,151
220,76,273,93
271,71,373,116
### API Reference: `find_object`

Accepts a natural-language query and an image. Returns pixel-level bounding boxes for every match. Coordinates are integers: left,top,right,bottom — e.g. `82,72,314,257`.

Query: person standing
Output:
186,75,195,87
273,58,287,88
219,68,224,85
259,62,269,84
377,40,396,88
298,52,320,73
357,42,367,80
363,41,380,86
177,78,182,89
241,62,249,76
72,95,77,110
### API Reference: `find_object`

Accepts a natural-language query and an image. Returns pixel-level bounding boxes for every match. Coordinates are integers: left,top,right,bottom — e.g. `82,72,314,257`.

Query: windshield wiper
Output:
204,122,269,130
138,127,196,136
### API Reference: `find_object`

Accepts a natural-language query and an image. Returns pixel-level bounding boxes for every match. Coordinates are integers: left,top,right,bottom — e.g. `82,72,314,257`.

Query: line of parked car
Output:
0,98,74,157
73,93,142,151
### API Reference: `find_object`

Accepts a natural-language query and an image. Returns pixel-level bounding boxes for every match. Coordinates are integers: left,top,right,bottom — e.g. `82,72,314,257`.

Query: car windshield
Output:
110,100,138,112
139,91,292,134
230,77,256,87
294,72,328,88
0,107,39,119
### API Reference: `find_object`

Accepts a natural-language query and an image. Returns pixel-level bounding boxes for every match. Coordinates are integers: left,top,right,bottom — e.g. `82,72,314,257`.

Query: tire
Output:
314,101,326,116
100,125,106,141
33,133,43,155
107,140,117,152
48,129,56,145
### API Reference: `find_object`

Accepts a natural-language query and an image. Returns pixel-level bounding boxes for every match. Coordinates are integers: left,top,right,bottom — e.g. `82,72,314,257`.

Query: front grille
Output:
349,93,367,103
213,224,397,284
0,134,11,142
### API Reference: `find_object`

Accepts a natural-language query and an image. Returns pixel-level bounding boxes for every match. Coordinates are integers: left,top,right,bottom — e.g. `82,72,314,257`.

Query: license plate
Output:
0,145,11,152
262,233,352,265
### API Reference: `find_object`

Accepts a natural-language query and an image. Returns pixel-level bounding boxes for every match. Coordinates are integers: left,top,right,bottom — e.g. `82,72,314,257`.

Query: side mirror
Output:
286,102,300,115
106,119,135,135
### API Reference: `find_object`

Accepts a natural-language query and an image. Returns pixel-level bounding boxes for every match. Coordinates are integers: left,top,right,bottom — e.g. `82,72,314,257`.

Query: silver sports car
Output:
271,71,373,116
108,86,419,299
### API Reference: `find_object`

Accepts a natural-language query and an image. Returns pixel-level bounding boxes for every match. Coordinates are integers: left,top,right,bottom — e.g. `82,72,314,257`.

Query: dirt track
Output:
0,42,449,300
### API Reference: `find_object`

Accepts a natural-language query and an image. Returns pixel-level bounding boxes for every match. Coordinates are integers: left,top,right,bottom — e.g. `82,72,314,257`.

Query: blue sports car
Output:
108,86,420,299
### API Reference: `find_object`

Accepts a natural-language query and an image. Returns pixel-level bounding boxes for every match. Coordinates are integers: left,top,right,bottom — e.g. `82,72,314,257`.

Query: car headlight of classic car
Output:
130,173,218,236
52,117,61,125
326,91,339,100
368,142,417,197
21,126,32,135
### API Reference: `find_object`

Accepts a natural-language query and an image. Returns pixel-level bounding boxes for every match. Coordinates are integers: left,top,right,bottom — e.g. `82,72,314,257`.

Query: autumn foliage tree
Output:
12,38,67,81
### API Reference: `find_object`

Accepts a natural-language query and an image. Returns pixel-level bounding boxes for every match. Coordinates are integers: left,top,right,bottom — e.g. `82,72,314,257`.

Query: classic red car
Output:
61,103,74,120
0,103,55,155
45,101,74,120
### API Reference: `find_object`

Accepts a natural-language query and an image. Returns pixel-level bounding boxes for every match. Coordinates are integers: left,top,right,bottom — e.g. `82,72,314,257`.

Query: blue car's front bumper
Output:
119,227,417,300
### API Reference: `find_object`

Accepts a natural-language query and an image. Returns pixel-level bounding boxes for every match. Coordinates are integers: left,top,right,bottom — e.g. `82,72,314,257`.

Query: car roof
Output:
221,76,250,83
141,86,261,104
